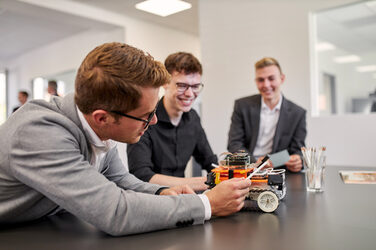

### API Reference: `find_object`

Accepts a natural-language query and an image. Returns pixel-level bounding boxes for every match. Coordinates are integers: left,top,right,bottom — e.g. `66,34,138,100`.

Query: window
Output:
312,1,376,115
0,70,7,125
32,70,72,101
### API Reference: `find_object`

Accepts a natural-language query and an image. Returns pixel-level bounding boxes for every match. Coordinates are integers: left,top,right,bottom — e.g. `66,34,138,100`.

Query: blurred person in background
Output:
12,91,29,113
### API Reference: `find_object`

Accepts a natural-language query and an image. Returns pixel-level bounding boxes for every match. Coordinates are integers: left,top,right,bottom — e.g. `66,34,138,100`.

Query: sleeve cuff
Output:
198,194,211,220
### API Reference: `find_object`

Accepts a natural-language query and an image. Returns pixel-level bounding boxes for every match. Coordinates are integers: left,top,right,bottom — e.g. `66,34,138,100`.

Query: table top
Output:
1,166,376,250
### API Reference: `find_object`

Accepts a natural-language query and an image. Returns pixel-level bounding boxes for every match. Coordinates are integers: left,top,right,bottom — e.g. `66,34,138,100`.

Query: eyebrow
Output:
139,110,154,117
176,82,201,85
256,75,277,80
140,102,159,117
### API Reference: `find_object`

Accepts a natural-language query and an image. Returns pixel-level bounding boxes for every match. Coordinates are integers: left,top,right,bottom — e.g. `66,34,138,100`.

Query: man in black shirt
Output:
127,52,217,191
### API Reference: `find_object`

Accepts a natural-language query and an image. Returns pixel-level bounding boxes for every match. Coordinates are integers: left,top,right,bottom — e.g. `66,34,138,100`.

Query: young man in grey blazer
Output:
228,57,306,172
0,43,251,236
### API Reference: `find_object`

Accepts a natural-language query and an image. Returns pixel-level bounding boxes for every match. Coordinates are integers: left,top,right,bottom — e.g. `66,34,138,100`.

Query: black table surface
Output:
1,166,376,250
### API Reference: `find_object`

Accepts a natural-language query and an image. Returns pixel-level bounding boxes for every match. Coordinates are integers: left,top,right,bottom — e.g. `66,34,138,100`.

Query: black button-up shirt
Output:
127,97,217,182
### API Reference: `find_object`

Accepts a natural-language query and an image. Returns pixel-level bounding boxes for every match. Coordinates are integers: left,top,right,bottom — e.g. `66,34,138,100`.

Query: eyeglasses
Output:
110,108,157,129
176,82,204,93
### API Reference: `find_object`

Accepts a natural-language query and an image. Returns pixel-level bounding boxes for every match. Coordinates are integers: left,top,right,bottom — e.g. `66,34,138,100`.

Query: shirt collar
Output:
76,106,116,152
156,97,190,125
156,97,171,123
261,94,283,112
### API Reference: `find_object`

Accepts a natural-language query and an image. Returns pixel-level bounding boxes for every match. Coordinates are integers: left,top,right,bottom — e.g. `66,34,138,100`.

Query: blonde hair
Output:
255,57,283,74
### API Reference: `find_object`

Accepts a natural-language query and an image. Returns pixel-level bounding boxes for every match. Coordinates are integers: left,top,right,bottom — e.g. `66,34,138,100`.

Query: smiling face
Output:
255,65,285,104
163,71,201,114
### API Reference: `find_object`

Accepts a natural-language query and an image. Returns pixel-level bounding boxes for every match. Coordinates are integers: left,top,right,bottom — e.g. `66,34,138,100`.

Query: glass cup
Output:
301,147,326,192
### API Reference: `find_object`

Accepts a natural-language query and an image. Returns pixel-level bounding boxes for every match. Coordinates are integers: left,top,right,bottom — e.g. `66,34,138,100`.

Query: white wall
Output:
6,28,125,113
199,0,376,167
123,18,201,63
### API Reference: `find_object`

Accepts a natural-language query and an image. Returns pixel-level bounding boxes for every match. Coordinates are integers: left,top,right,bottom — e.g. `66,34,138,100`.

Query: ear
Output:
280,73,286,84
91,110,113,126
163,80,171,90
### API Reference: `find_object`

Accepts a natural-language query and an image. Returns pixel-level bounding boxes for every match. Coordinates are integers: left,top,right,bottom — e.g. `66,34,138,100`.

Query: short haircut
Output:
74,42,170,114
255,57,283,74
164,52,202,75
19,91,29,98
48,80,58,90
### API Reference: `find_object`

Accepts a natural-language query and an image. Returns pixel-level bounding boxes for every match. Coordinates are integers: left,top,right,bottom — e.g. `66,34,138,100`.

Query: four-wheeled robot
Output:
205,151,286,213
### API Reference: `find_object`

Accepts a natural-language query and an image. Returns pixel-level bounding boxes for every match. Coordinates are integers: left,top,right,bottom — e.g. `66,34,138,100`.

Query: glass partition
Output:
312,1,376,115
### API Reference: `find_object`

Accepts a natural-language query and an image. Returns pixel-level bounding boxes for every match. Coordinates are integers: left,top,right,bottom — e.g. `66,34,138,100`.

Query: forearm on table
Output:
149,174,207,191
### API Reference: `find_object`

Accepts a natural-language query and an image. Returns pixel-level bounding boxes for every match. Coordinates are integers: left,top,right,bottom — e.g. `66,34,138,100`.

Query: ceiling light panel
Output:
316,42,336,52
135,0,192,17
333,55,361,63
356,65,376,72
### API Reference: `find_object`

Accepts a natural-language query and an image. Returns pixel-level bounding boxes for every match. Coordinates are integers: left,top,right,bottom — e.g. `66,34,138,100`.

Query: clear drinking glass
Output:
301,147,326,192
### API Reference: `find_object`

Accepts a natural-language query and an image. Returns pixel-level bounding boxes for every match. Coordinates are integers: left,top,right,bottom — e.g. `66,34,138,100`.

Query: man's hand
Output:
204,178,252,216
189,177,209,192
150,175,208,192
285,154,302,172
256,156,273,168
159,184,195,196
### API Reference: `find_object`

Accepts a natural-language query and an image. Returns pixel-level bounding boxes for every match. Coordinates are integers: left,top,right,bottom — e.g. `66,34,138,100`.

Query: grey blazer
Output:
227,94,306,162
0,94,205,236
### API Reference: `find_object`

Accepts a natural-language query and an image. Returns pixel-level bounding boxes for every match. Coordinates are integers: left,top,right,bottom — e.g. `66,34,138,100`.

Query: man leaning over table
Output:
227,57,306,172
0,42,251,236
127,52,217,192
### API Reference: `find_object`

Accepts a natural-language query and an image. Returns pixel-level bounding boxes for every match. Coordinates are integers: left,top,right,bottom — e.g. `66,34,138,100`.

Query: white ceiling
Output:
0,0,121,61
1,0,375,63
71,0,198,35
0,0,198,62
317,1,376,55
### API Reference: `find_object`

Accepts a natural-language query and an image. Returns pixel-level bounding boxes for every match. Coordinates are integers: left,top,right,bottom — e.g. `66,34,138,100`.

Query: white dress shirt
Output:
76,107,117,171
253,95,283,159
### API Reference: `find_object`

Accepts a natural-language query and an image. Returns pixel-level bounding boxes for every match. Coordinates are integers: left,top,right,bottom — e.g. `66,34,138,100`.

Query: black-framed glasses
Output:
110,108,157,129
176,82,204,93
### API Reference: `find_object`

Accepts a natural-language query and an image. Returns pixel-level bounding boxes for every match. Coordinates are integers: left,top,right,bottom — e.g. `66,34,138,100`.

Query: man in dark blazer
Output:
228,57,306,172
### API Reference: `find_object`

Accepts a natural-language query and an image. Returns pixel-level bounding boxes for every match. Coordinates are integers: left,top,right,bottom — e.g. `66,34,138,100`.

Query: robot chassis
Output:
205,152,286,213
